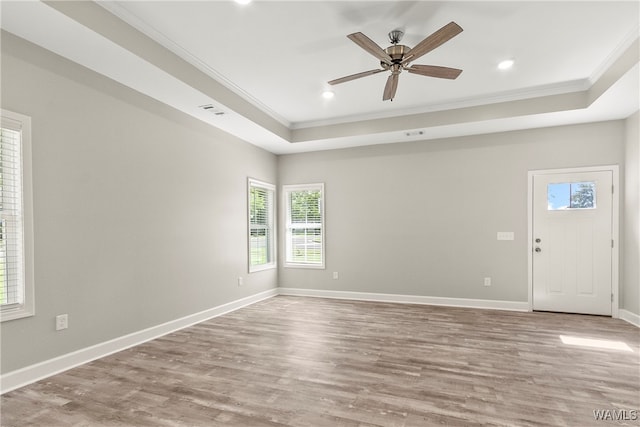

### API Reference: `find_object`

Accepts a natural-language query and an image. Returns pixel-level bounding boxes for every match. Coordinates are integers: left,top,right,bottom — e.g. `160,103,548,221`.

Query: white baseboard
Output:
277,287,530,312
619,309,640,327
9,287,627,394
0,288,278,394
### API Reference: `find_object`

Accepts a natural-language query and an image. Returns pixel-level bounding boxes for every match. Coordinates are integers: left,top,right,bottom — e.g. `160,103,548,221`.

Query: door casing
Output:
527,165,620,317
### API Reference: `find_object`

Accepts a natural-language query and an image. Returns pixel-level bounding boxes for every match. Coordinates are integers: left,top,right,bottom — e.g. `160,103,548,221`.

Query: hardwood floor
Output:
2,296,639,426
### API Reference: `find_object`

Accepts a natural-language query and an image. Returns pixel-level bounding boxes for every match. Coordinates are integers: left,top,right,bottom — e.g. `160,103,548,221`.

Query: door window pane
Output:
547,182,596,210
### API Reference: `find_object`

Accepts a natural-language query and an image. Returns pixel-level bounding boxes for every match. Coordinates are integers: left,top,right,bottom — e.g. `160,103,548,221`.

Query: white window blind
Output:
248,179,276,272
1,110,34,321
284,183,325,268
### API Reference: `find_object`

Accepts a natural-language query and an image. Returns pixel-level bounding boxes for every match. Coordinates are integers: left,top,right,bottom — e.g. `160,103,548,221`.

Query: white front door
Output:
532,170,613,315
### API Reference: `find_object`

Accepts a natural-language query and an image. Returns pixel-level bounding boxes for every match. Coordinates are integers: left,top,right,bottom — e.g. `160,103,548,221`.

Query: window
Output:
1,109,34,322
284,183,324,268
547,182,596,210
248,178,276,272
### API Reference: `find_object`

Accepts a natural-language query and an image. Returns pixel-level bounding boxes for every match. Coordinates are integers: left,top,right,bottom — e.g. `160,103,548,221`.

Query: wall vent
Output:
198,104,226,116
405,130,424,137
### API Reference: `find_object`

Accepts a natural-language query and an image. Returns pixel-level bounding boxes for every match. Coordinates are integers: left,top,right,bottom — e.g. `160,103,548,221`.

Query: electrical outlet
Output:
484,277,492,287
237,277,243,286
56,314,68,331
332,272,339,280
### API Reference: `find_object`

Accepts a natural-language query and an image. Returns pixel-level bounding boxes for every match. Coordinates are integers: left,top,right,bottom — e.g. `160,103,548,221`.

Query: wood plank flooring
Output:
1,296,639,426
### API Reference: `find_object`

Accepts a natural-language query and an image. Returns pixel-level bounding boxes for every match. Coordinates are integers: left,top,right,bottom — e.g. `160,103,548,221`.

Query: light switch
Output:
497,232,514,241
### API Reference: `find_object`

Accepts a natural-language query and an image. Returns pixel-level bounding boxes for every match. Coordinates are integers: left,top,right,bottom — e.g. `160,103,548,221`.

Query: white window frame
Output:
248,178,276,273
283,183,325,269
1,109,35,322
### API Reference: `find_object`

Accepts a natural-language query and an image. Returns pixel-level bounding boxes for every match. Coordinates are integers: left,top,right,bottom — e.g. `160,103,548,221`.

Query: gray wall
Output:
278,121,626,304
1,30,636,376
0,33,278,374
624,111,640,315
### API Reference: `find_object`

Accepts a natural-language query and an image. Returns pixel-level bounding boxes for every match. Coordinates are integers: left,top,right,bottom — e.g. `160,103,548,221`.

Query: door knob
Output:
535,247,541,253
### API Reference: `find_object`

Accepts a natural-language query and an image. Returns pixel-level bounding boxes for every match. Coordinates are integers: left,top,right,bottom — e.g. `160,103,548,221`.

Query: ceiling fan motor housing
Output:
382,44,410,69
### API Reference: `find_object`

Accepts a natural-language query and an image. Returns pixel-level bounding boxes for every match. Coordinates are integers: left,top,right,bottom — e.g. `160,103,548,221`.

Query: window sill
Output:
284,263,325,270
1,305,35,322
249,263,277,274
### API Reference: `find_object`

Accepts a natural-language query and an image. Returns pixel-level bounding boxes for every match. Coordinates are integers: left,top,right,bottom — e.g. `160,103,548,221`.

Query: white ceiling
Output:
1,1,639,154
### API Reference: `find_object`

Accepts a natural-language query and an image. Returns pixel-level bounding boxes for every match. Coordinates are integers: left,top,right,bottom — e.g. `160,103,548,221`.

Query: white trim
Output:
527,171,534,312
247,178,277,273
95,1,292,129
283,183,326,269
277,287,529,312
619,309,640,328
0,110,35,322
527,165,620,317
0,288,278,394
611,166,620,318
292,79,591,130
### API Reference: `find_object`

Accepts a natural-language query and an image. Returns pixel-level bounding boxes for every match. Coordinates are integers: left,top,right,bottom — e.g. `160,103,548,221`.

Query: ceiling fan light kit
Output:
329,21,464,101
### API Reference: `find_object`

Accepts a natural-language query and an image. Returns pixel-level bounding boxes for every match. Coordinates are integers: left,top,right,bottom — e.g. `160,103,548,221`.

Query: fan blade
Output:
382,73,399,101
328,69,385,85
407,65,462,79
401,21,463,65
347,32,393,64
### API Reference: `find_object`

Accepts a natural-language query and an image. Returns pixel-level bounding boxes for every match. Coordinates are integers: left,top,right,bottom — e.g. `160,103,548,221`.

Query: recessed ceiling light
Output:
322,90,335,99
234,0,252,5
498,59,514,70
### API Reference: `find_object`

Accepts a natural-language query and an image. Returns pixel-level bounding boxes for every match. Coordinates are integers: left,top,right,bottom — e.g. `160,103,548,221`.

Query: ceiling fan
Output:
328,22,464,101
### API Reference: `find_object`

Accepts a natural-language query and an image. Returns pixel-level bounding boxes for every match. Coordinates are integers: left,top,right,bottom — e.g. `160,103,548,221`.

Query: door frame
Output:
527,165,620,317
